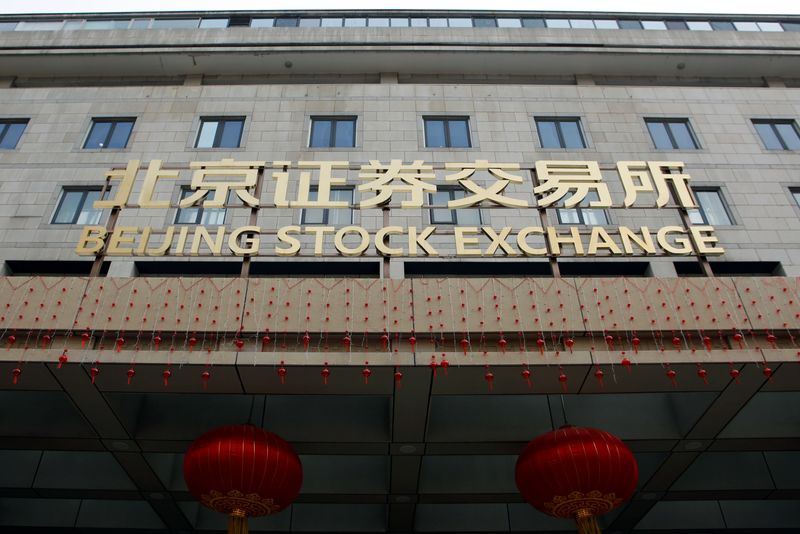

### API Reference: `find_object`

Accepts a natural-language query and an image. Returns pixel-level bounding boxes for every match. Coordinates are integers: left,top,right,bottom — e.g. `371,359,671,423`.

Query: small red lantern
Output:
183,425,302,534
516,426,638,534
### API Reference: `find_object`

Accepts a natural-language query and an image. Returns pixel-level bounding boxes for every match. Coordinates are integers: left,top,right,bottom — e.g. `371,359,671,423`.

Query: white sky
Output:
1,0,799,15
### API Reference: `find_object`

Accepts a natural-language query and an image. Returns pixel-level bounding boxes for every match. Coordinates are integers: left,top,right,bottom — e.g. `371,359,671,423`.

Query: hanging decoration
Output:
183,425,302,534
515,426,638,534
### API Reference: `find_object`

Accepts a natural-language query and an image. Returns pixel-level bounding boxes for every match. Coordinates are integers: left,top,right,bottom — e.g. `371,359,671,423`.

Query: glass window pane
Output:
430,191,453,223
696,191,731,225
251,19,274,28
447,120,470,148
424,120,446,147
390,18,409,27
754,122,783,150
334,120,355,148
200,19,228,28
594,20,619,29
0,22,18,31
410,18,428,27
16,21,64,31
130,19,151,29
582,209,607,225
522,18,545,28
687,208,704,225
53,192,82,223
646,121,673,149
473,18,497,28
196,121,218,148
560,121,585,148
545,19,570,29
0,122,27,149
665,20,688,30
792,191,800,207
303,208,325,224
368,18,389,27
298,18,320,27
687,21,713,31
775,123,800,150
570,19,594,29
669,122,698,149
84,121,112,149
82,20,120,30
733,22,760,31
77,190,102,224
618,20,643,29
642,21,667,30
151,19,199,29
783,22,800,31
456,207,481,225
558,209,581,224
274,18,298,27
310,120,332,147
497,18,521,28
428,18,448,27
537,120,560,148
711,21,735,31
218,120,243,148
448,18,472,28
321,18,342,27
200,208,226,225
176,205,199,224
758,22,783,32
344,18,366,27
107,121,133,148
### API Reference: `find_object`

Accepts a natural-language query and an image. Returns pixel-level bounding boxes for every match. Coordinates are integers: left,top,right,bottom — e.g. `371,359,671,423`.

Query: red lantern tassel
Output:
228,509,248,534
575,509,601,534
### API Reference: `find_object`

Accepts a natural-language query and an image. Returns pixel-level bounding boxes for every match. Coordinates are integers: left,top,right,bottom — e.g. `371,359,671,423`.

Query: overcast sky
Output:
1,0,799,15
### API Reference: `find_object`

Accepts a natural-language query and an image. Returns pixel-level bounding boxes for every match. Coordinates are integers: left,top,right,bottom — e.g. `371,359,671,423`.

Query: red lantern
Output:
183,425,302,534
516,426,638,534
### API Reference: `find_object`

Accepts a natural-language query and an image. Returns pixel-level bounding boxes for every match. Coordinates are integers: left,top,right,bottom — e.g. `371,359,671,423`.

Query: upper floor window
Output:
424,117,471,148
645,118,700,150
83,118,135,149
535,118,587,148
791,188,800,208
752,119,800,150
0,119,28,149
195,117,244,148
175,188,227,224
429,189,481,224
556,191,609,225
309,117,356,148
301,188,354,224
687,188,733,225
52,188,103,224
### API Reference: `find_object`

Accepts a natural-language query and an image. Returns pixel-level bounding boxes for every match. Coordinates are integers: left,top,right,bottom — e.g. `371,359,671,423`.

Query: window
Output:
0,119,28,149
424,117,471,148
556,191,609,225
429,189,481,225
175,188,227,225
195,117,245,148
301,189,353,225
309,117,356,148
645,119,700,149
52,189,103,224
535,118,587,148
752,120,800,150
687,188,733,225
83,118,134,149
791,188,800,208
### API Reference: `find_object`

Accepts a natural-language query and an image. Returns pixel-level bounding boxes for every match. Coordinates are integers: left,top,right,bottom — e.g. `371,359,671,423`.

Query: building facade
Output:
0,9,799,533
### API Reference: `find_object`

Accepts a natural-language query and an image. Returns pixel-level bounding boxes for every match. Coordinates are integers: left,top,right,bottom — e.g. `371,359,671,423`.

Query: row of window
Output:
2,16,799,32
2,116,800,151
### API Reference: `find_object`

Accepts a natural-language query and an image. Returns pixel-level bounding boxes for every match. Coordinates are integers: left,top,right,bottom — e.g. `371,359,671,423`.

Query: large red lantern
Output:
515,426,638,534
183,425,302,534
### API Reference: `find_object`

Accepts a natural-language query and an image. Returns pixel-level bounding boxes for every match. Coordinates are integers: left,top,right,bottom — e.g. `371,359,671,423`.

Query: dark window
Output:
536,118,587,148
556,191,609,225
52,189,103,224
783,22,800,32
618,20,644,29
301,188,353,225
792,188,800,208
710,21,735,30
195,117,244,148
83,118,134,149
309,117,357,148
429,189,481,225
688,188,733,225
645,118,700,149
175,188,227,225
665,20,688,30
0,119,28,149
424,117,471,148
752,120,800,150
473,18,497,27
274,18,298,27
521,18,546,28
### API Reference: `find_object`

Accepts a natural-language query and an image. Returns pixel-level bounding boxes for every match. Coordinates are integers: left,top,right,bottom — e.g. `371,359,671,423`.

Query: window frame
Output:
308,116,358,148
0,119,29,150
428,188,483,225
534,117,588,149
174,187,228,225
51,187,104,225
82,117,135,149
555,190,610,226
300,187,355,225
644,118,701,150
687,187,734,226
422,116,472,148
194,116,246,149
752,119,800,151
